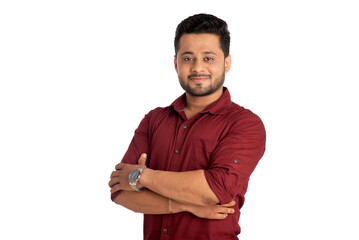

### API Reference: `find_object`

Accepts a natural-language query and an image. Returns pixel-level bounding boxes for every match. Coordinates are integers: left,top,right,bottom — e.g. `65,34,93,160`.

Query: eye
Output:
204,57,214,61
183,57,193,61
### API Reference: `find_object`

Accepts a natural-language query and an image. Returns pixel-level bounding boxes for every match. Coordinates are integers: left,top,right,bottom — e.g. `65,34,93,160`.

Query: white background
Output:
1,0,358,239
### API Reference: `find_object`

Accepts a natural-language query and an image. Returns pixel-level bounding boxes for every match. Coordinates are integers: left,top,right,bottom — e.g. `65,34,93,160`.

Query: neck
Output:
185,87,224,115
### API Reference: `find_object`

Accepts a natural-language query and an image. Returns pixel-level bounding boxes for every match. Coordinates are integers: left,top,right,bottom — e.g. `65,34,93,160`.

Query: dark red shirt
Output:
117,88,266,240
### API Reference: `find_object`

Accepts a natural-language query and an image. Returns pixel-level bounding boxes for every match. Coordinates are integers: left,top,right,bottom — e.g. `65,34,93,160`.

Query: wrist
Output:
128,167,148,192
170,199,187,214
137,168,152,189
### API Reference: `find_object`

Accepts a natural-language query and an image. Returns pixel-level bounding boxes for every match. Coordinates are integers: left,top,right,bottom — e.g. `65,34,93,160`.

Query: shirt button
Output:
175,148,180,153
183,124,187,129
163,229,168,234
234,159,239,163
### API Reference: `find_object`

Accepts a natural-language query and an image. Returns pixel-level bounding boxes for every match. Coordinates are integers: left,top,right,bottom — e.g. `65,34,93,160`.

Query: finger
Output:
108,177,120,188
217,206,235,215
110,171,119,178
115,163,124,170
110,184,123,193
214,213,228,220
221,200,236,207
138,153,147,166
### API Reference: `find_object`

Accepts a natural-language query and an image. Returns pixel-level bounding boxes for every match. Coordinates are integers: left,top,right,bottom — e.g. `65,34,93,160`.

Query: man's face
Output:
174,33,231,97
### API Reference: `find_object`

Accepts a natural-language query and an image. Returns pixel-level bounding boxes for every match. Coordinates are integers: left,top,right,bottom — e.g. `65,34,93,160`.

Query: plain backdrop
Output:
1,0,358,239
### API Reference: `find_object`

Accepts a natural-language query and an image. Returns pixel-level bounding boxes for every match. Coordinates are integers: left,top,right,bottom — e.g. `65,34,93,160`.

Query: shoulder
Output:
135,106,171,134
224,102,265,133
145,106,172,121
142,106,177,129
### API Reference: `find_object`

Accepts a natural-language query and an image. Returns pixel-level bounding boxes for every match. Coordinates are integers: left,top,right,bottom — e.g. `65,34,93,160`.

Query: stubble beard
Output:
179,71,225,97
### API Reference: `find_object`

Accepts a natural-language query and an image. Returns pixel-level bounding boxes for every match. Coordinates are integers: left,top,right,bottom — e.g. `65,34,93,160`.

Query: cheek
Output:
176,69,186,84
176,70,185,79
210,63,226,76
208,64,220,73
176,65,189,77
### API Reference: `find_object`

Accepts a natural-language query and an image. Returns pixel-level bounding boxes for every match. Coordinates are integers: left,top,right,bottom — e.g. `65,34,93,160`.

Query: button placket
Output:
174,122,189,154
160,214,171,240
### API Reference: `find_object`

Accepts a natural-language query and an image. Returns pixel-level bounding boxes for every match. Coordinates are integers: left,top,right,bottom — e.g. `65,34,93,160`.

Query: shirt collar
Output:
170,87,232,116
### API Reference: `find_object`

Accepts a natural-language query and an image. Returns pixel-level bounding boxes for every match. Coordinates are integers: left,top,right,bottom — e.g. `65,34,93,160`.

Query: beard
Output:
179,71,225,97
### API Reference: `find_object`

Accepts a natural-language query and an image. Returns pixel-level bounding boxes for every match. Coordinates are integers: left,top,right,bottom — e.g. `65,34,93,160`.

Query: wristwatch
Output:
128,167,147,192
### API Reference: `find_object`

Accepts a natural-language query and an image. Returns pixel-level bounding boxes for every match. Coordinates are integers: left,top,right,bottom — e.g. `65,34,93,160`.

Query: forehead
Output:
177,33,222,55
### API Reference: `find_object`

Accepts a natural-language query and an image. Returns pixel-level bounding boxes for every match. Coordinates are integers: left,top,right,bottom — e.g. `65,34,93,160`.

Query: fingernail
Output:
142,153,147,158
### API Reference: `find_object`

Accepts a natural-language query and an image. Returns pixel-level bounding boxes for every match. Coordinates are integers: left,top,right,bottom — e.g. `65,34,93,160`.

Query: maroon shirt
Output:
117,88,266,240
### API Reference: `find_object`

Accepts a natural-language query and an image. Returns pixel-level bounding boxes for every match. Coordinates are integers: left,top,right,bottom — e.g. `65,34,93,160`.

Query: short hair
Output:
174,13,231,57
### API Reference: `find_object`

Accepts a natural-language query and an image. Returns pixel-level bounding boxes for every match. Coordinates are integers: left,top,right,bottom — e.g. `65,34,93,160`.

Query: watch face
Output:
129,169,140,182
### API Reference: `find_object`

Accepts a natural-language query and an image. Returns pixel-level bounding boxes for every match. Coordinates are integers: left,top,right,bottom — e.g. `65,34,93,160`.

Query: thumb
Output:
138,153,147,166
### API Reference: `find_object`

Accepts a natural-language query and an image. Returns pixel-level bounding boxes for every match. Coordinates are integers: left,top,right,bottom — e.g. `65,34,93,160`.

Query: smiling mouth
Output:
188,74,211,83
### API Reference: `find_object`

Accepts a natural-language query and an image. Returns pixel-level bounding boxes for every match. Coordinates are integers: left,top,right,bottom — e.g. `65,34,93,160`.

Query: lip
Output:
190,76,209,83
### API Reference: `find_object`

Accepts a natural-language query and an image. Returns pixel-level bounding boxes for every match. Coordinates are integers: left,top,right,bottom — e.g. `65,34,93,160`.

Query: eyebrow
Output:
180,51,218,56
180,51,194,56
204,51,217,55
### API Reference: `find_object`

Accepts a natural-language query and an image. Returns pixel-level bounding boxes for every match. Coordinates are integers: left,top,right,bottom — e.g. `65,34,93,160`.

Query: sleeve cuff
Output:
203,170,233,205
110,190,123,202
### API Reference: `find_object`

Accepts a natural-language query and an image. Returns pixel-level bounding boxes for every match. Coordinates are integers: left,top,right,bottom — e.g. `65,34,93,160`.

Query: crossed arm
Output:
109,111,265,220
108,153,235,220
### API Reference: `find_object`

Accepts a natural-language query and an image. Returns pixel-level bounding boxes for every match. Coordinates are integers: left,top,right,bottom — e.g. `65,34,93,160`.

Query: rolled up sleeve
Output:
204,113,266,205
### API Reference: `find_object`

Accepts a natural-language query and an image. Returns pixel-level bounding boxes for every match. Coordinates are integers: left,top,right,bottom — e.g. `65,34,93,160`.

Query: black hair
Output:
174,13,230,57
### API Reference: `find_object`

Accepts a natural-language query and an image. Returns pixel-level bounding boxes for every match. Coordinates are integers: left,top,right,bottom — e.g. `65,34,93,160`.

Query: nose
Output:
190,60,205,73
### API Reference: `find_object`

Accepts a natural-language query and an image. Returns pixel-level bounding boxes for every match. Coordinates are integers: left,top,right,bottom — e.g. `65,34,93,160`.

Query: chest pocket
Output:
189,138,218,170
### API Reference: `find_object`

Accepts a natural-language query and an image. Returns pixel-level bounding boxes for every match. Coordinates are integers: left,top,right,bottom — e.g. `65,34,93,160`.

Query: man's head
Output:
174,14,231,97
174,13,230,58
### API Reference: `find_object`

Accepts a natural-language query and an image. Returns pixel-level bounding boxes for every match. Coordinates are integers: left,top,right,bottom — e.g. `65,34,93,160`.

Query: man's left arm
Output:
112,113,266,206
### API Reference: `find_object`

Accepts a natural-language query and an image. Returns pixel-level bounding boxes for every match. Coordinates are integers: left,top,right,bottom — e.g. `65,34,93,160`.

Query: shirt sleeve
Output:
111,112,151,201
204,111,266,205
120,114,151,165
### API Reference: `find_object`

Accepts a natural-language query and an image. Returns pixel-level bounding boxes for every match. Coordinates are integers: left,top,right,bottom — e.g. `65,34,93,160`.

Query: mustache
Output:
187,74,211,79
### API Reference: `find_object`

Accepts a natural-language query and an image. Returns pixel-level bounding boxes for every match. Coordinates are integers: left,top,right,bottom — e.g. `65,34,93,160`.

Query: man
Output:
109,13,266,240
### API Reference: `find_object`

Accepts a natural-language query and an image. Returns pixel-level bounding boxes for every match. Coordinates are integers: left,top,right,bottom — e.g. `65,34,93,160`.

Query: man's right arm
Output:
112,189,235,220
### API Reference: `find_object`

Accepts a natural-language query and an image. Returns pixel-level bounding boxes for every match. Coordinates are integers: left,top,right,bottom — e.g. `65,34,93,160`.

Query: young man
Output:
109,13,266,240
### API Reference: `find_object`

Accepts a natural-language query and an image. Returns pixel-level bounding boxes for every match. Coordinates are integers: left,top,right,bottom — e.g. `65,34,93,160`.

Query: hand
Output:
109,153,147,193
186,200,236,220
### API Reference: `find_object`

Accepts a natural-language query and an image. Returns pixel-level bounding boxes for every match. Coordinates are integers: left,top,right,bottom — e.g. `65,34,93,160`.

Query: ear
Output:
224,54,231,73
174,55,178,73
